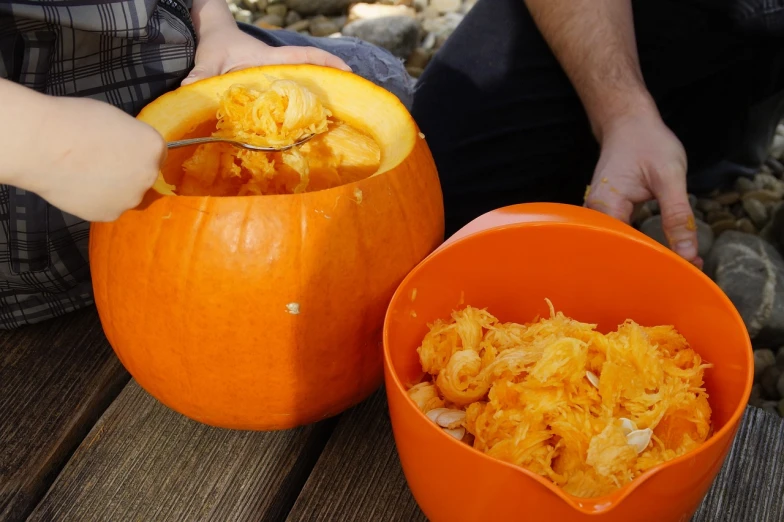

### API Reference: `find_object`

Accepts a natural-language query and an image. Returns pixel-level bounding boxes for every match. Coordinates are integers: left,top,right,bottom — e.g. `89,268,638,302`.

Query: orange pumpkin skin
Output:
89,65,444,430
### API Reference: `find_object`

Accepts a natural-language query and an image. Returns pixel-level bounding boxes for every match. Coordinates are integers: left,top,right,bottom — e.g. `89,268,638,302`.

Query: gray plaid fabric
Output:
0,1,414,330
0,0,195,329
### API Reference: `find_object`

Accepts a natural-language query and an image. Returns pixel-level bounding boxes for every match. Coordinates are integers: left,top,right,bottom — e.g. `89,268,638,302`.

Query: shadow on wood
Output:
286,387,426,522
28,381,337,521
287,387,784,522
0,307,129,521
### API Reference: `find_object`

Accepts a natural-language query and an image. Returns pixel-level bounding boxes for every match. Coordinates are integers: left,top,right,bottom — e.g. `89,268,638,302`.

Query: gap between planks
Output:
0,308,129,522
27,381,339,522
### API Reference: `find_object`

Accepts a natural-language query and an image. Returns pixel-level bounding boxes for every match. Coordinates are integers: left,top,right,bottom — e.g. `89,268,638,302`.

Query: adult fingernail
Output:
674,240,696,258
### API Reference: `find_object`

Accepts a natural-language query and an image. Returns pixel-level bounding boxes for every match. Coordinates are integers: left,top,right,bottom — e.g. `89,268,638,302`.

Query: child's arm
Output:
0,78,166,222
190,0,238,39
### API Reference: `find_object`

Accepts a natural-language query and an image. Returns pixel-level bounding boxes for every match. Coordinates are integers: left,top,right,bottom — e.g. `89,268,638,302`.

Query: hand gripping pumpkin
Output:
89,65,444,430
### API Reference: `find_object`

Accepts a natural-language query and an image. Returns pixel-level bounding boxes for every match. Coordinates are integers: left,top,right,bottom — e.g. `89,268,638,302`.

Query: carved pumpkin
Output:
89,65,444,430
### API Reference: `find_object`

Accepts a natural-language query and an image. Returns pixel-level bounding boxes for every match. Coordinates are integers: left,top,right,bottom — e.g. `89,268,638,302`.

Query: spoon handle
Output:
167,135,314,152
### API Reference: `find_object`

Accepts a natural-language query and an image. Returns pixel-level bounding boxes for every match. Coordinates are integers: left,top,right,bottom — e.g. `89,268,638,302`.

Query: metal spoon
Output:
167,133,315,152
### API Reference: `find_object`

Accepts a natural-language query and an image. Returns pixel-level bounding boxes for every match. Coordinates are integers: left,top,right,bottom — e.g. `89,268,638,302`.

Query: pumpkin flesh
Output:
89,65,444,430
170,80,382,197
408,301,713,499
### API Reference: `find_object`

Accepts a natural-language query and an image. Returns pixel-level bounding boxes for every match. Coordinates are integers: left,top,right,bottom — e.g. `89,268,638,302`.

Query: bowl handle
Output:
442,203,666,251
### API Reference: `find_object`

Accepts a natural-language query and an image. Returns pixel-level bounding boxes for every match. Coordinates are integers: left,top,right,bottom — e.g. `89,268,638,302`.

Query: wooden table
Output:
1,307,783,522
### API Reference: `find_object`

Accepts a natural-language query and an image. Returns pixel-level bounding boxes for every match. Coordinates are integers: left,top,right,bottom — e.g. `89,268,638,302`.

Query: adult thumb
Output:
655,182,699,263
181,64,217,86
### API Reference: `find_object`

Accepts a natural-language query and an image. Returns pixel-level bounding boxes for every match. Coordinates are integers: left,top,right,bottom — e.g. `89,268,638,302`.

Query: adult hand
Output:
522,0,700,267
584,110,700,268
182,23,350,86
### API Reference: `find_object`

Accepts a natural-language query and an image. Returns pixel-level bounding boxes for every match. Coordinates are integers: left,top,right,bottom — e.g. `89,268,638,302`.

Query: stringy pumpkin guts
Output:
177,79,381,196
407,300,713,498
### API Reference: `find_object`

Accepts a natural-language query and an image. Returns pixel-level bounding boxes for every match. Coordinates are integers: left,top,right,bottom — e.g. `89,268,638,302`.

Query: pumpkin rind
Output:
89,65,444,430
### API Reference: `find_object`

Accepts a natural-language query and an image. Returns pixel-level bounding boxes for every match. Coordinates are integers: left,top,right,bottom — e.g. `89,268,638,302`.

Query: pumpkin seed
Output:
586,371,600,389
443,427,466,440
626,428,653,454
426,407,466,429
435,410,466,429
426,408,450,422
619,417,637,435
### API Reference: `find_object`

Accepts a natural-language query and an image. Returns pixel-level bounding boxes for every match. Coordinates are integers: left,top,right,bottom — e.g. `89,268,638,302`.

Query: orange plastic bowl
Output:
383,203,753,522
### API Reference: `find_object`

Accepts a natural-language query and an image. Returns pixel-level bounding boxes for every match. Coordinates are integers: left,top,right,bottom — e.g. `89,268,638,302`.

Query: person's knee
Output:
324,36,415,109
239,24,415,109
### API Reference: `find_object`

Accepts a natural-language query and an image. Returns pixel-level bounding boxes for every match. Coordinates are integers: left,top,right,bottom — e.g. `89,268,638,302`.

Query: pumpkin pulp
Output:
160,79,382,197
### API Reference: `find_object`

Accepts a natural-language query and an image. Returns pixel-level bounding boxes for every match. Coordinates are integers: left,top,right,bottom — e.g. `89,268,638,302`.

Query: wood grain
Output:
0,308,128,522
286,388,425,522
28,381,336,522
288,389,784,522
693,407,784,522
7,307,782,521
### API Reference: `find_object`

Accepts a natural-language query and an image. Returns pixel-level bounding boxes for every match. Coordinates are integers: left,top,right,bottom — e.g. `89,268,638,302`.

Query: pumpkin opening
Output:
160,78,383,197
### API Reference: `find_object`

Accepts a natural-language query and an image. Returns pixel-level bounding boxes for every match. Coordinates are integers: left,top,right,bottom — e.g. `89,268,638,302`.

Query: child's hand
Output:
182,22,350,87
25,96,166,222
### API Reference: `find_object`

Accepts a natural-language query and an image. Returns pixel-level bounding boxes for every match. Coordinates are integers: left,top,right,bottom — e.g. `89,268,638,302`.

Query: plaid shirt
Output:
0,0,195,329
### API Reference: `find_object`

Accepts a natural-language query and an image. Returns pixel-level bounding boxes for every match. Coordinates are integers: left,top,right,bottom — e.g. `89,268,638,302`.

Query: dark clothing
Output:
411,0,784,236
690,0,784,35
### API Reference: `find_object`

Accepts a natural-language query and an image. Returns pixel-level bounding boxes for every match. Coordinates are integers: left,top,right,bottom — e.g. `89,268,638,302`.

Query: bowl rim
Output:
382,207,754,514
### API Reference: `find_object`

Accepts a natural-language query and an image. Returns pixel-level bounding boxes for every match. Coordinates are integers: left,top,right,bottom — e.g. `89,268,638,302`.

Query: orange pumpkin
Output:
89,65,444,430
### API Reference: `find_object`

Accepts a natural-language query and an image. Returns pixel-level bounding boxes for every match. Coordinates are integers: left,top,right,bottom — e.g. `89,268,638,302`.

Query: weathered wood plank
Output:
287,390,784,522
286,388,425,522
0,307,128,522
0,308,129,521
28,381,336,522
693,407,784,522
